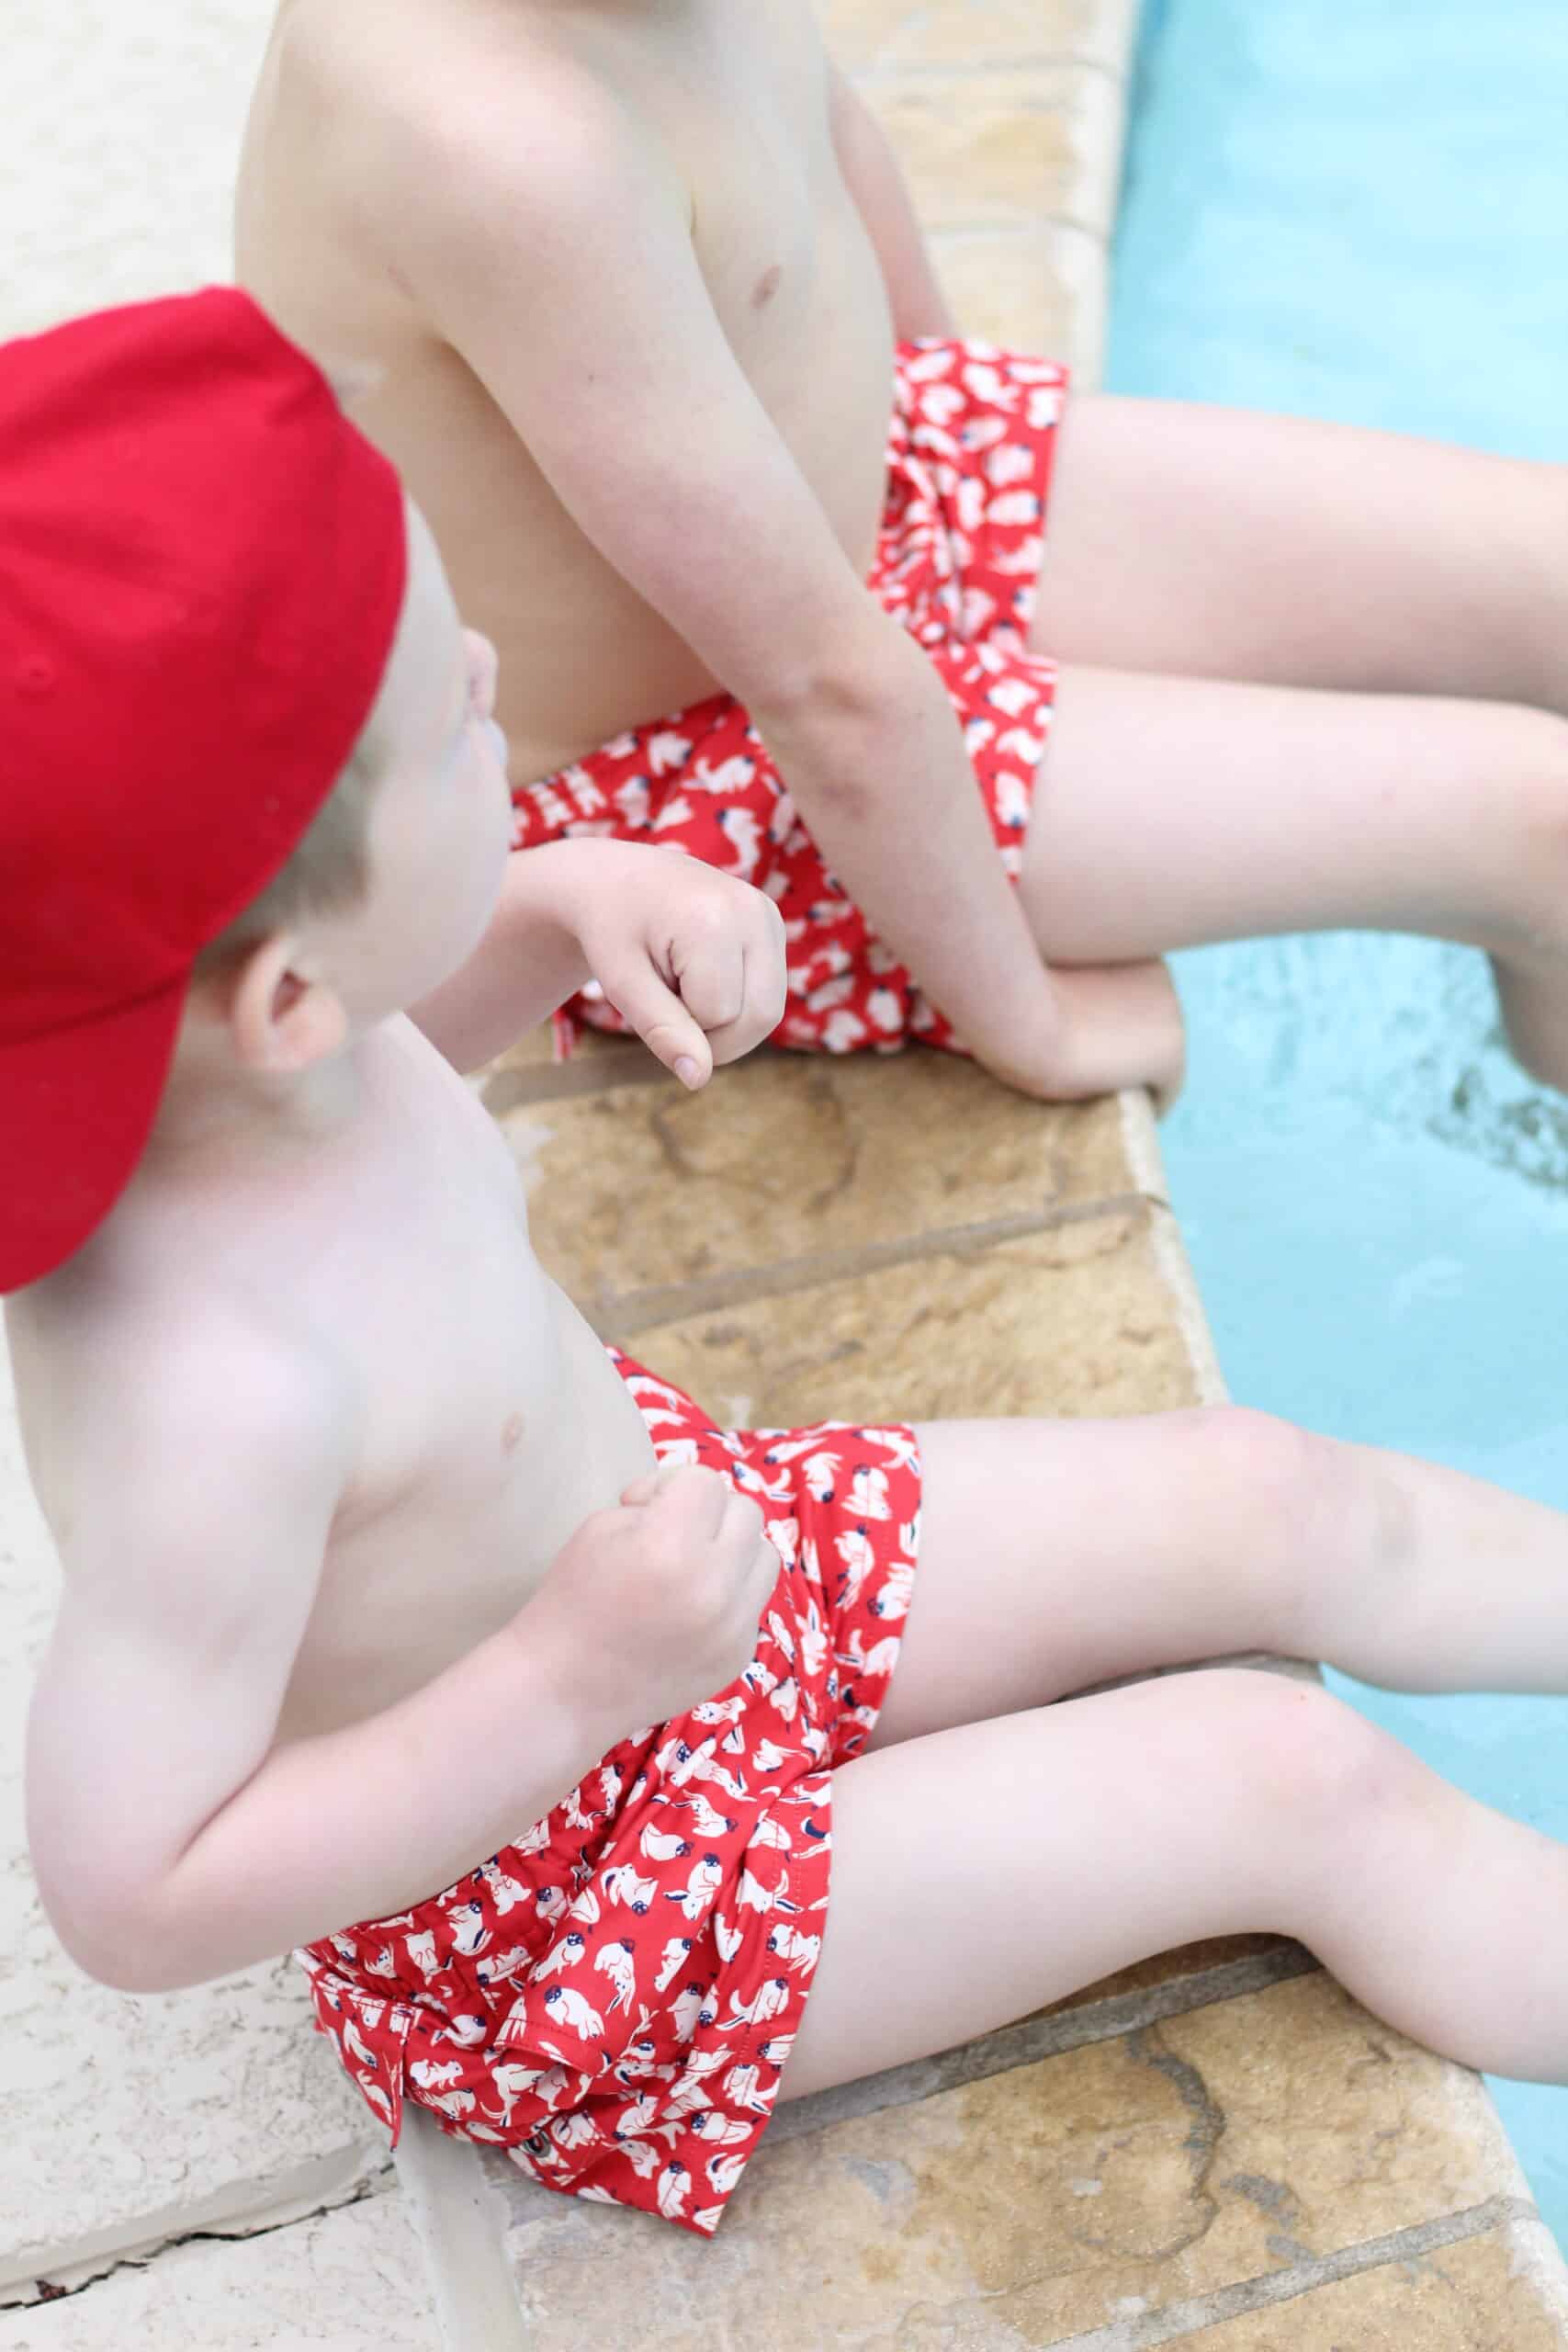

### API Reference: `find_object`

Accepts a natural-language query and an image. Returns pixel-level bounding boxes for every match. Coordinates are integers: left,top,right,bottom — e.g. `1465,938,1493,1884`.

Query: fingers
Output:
586,858,787,1082
622,1462,732,1535
595,953,715,1090
670,922,747,1038
621,1466,771,1578
684,899,788,1070
670,913,779,1071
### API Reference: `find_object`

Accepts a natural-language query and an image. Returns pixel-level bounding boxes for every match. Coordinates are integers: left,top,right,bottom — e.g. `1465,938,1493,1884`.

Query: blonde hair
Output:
194,711,385,975
196,360,396,977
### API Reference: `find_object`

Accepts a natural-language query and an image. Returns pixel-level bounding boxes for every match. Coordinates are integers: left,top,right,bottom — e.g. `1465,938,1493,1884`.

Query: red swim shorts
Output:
511,337,1067,1057
297,1352,922,2236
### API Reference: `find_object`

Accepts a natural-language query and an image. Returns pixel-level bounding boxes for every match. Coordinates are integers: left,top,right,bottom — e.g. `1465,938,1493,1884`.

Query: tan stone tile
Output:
1186,2218,1568,2350
930,220,1108,376
824,0,1139,80
869,69,1126,243
503,1051,1135,1314
621,1202,1201,1426
494,1973,1535,2349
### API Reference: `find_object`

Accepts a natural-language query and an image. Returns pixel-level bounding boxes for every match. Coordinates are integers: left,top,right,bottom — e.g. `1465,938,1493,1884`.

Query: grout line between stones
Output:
4,2146,393,2309
1043,2195,1543,2349
584,1193,1157,1338
762,1943,1321,2151
11,2174,395,2315
481,1046,658,1112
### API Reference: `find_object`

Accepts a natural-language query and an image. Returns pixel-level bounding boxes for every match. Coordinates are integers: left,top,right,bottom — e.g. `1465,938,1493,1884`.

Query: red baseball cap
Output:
0,288,408,1292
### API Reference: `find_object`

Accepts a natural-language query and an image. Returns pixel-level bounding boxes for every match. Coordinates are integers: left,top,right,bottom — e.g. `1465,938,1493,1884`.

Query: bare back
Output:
236,0,896,781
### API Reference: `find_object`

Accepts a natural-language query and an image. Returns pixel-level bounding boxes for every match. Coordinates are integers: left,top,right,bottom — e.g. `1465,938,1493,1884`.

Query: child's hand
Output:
567,844,787,1088
521,1464,779,1735
972,958,1187,1112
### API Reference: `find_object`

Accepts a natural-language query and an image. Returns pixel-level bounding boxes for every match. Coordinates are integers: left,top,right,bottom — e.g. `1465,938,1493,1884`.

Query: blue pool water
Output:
1110,0,1568,2244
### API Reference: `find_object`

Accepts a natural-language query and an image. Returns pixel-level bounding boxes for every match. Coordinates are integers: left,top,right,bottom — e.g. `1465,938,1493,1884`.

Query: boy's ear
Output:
228,934,349,1073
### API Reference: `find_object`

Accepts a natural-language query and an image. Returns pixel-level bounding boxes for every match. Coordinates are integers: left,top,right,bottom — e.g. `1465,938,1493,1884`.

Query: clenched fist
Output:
520,1464,780,1739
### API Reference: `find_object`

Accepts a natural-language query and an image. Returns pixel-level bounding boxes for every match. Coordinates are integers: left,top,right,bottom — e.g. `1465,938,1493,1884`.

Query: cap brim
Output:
0,978,187,1293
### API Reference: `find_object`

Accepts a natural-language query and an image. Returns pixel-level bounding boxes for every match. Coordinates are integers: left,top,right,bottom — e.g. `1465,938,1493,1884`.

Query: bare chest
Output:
278,1057,657,1736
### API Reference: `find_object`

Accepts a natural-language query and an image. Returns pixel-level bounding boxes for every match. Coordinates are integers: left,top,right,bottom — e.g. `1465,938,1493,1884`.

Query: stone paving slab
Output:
828,0,1141,78
0,2192,437,2352
491,1047,1137,1329
618,1203,1201,1426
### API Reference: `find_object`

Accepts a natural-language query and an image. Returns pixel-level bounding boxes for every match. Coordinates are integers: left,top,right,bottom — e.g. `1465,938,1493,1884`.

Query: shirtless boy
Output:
237,0,1568,1106
8,292,1568,2240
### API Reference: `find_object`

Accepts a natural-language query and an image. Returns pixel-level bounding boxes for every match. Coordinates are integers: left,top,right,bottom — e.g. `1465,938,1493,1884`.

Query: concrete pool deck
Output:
2,2,1565,2345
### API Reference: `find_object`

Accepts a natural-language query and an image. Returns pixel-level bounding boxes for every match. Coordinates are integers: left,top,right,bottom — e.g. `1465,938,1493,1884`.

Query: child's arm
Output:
409,837,785,1080
377,58,1170,1103
26,1348,774,1990
827,62,957,341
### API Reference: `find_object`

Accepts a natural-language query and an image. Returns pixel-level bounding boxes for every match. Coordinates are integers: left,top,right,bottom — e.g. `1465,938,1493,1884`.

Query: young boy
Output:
234,0,1568,1105
7,290,1568,2242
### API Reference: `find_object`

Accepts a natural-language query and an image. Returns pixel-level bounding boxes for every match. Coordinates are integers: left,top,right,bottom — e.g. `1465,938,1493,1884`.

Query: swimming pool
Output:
1109,0,1568,2247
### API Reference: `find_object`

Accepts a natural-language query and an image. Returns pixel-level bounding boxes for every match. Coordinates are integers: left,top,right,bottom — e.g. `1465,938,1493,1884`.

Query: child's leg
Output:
1033,395,1568,714
782,1668,1568,2101
871,1411,1567,1754
1019,672,1568,1085
1019,395,1568,1085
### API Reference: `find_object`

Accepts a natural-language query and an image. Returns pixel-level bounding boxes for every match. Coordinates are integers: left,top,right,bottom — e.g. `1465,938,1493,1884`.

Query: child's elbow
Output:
43,1884,201,1996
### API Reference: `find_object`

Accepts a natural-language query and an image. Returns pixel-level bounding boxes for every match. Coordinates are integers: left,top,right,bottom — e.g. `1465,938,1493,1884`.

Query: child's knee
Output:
1189,1406,1346,1579
1191,1403,1321,1507
1194,1667,1403,1840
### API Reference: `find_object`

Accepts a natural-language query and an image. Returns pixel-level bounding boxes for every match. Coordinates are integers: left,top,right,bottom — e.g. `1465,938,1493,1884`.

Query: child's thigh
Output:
1033,392,1559,704
784,1668,1358,2103
1018,665,1565,966
869,1408,1337,1752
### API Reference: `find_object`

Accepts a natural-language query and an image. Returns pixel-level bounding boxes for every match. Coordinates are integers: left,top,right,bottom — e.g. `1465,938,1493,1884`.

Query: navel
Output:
501,1411,526,1454
752,263,783,308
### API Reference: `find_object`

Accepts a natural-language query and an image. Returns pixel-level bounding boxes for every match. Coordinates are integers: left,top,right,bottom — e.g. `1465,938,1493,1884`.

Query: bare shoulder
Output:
282,0,665,254
14,1277,357,1596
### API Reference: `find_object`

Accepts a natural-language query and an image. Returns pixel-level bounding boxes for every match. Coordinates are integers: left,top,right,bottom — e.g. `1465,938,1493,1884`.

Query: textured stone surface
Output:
486,1973,1545,2349
0,2,271,339
0,2192,438,2351
503,1051,1134,1319
620,1202,1202,1427
1184,2219,1568,2352
822,0,1134,377
826,0,1139,77
870,68,1127,242
0,1351,387,2298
